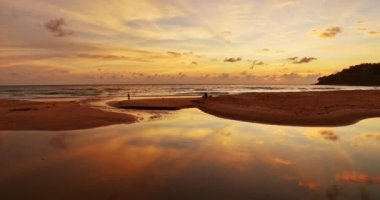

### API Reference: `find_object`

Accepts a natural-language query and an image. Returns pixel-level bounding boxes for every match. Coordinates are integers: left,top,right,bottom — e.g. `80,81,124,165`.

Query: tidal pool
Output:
0,109,379,199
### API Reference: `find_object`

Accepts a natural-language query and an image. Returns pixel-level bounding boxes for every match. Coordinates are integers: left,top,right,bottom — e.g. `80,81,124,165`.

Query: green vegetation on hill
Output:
317,63,380,86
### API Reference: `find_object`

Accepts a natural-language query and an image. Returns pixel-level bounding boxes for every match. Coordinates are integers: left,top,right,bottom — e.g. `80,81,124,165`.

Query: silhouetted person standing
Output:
203,92,208,99
127,93,131,100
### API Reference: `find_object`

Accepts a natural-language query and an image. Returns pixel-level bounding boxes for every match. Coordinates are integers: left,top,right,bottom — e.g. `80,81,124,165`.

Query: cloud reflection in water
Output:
0,109,379,199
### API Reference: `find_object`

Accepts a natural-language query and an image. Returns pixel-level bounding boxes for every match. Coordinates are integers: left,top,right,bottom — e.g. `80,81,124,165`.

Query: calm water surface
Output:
0,109,379,199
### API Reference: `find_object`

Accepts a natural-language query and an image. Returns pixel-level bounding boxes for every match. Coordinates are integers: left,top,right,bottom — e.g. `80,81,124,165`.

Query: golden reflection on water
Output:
0,109,379,199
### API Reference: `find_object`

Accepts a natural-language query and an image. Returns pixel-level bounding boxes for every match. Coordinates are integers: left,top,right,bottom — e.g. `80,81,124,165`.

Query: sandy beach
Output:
0,100,136,131
1,90,380,130
111,90,380,127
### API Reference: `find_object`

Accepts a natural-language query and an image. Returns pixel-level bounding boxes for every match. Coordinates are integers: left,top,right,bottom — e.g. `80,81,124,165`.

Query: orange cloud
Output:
249,60,265,69
319,27,342,38
352,132,380,147
270,157,294,165
218,31,232,43
287,57,317,64
319,130,339,141
365,133,380,139
357,28,380,36
167,51,182,57
298,181,318,190
76,54,149,62
336,171,380,184
224,57,242,63
44,18,73,37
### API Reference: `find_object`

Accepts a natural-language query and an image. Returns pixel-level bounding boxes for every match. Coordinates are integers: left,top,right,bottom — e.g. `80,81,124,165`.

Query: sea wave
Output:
0,84,378,100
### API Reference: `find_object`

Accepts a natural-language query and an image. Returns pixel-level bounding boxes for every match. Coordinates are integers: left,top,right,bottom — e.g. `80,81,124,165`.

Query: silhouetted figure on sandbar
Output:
127,93,131,100
202,92,208,99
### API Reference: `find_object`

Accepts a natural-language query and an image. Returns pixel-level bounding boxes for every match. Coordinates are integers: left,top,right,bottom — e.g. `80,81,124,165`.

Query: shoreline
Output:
1,90,380,130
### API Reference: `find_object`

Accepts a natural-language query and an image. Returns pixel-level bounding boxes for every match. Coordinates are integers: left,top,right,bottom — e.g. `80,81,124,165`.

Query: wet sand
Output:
1,90,380,130
111,90,380,127
109,98,198,110
0,100,136,131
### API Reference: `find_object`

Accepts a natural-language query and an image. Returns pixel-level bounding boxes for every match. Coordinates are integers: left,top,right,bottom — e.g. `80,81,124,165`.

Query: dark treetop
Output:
317,63,380,86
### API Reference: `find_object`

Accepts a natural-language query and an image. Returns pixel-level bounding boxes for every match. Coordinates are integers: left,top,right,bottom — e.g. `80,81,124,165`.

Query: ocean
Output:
0,84,378,100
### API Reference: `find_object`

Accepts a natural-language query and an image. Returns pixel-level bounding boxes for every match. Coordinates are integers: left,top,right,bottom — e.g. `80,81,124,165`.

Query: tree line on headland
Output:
317,63,380,86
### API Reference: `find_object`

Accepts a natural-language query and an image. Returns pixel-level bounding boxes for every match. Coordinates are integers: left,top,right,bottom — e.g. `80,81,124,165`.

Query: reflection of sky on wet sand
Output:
0,109,379,199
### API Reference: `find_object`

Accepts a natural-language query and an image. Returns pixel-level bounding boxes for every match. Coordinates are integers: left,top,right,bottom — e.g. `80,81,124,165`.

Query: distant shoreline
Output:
1,90,380,130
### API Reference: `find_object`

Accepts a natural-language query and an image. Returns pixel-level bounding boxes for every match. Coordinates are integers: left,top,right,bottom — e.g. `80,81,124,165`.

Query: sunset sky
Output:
0,0,379,85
